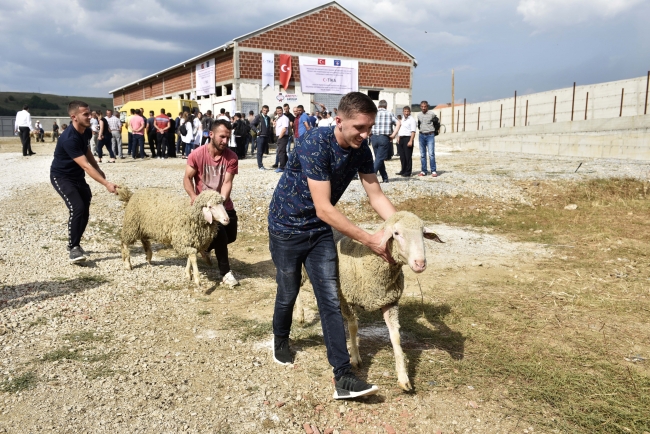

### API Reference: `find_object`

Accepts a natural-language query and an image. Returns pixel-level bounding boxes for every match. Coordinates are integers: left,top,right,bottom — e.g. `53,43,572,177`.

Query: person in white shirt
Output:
192,110,202,150
396,106,417,177
14,105,35,156
216,108,229,121
273,106,290,173
317,111,334,127
89,111,100,156
180,112,194,159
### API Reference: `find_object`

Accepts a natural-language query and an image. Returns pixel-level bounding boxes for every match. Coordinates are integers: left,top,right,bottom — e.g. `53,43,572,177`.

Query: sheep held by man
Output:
118,187,230,285
295,211,443,391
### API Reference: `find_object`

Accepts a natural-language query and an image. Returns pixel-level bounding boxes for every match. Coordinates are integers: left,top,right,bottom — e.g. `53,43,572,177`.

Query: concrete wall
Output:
0,116,67,137
436,114,650,161
435,75,650,133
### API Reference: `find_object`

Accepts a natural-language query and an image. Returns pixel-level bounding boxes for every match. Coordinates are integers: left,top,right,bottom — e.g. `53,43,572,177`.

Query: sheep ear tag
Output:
202,207,213,224
423,229,444,243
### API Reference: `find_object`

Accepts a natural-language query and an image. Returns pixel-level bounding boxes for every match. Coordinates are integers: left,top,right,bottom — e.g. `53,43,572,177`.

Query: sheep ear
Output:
202,206,213,224
423,228,444,243
379,226,394,247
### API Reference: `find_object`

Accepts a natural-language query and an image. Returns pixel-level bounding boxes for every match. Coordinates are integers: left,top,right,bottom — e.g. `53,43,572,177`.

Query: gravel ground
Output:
0,138,648,433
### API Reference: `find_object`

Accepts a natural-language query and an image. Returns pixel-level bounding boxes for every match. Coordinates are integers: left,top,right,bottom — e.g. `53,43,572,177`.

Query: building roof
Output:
109,1,415,94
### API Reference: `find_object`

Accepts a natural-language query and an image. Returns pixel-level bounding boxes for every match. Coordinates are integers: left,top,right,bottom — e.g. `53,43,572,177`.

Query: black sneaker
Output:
273,336,293,365
271,164,279,169
333,372,378,400
69,246,87,264
67,245,87,255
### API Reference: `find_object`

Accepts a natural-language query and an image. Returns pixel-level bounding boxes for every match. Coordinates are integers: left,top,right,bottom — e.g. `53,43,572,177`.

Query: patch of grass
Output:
62,330,112,343
27,317,47,328
1,371,38,393
40,348,81,362
84,365,120,379
41,245,49,250
225,317,273,341
76,273,110,285
198,310,211,316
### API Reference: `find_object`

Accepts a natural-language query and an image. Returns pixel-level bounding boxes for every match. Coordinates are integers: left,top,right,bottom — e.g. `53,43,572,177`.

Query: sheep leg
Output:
121,242,132,270
185,257,192,281
341,301,361,368
141,239,152,264
189,253,200,286
293,290,305,325
382,304,411,391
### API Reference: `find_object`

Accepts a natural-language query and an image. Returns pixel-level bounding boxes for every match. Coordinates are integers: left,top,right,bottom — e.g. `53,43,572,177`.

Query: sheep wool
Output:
119,188,226,285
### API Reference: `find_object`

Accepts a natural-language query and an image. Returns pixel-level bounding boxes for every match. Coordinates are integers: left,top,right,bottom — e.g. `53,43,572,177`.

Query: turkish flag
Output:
279,54,292,89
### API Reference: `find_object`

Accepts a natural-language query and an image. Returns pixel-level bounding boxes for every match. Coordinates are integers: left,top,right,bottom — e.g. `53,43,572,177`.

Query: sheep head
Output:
379,211,443,273
192,190,230,225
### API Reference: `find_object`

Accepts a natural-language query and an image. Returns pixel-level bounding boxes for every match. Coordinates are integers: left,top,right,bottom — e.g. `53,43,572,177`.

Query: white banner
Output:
299,56,358,95
262,52,274,89
196,58,215,96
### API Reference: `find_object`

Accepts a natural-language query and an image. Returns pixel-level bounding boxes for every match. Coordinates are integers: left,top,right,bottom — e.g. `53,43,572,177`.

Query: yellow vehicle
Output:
118,99,199,144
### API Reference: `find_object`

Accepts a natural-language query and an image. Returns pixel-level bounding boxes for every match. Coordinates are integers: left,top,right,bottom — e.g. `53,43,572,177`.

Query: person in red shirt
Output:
183,119,239,287
154,109,171,159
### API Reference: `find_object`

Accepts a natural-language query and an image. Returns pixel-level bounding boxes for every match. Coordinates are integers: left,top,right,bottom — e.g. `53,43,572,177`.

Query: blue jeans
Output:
256,136,269,168
419,133,436,173
372,134,390,181
127,132,133,155
184,142,193,157
131,135,145,158
269,228,352,378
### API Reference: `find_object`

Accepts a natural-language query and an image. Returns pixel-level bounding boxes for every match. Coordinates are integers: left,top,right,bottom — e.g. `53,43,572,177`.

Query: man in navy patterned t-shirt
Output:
268,92,398,400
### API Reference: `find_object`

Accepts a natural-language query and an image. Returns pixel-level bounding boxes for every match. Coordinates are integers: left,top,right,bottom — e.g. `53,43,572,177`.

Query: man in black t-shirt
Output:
50,100,119,264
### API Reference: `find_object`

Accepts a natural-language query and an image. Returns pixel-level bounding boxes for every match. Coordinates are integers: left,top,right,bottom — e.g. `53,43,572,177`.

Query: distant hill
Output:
0,92,113,117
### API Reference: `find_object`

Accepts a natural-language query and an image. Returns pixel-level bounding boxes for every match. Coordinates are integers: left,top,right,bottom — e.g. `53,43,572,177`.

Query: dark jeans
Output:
127,132,133,155
19,127,32,156
269,228,352,378
131,134,145,158
207,209,238,276
250,134,257,154
245,134,252,155
256,136,269,168
147,130,156,157
184,141,193,157
51,175,92,249
372,134,391,181
156,132,168,158
397,136,413,175
167,133,176,157
235,136,247,159
276,136,289,169
97,136,115,159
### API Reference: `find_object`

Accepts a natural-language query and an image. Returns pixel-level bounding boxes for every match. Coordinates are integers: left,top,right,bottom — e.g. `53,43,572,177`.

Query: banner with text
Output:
196,58,215,96
298,56,358,95
262,53,274,89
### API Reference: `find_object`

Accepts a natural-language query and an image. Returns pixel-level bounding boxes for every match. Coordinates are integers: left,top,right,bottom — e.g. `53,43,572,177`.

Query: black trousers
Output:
156,132,168,158
207,209,238,276
19,127,32,156
256,136,269,168
235,136,247,159
397,136,413,175
167,133,176,157
276,136,289,169
147,130,157,157
50,175,92,249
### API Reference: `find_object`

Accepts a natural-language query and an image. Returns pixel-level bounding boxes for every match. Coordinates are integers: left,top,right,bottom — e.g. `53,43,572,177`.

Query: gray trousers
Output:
111,131,123,158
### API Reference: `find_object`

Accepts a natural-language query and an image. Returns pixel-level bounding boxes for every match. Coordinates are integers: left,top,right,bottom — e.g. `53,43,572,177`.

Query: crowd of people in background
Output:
15,99,440,181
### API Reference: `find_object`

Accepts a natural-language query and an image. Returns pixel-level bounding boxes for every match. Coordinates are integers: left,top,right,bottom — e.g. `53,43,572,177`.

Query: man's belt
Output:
420,131,435,135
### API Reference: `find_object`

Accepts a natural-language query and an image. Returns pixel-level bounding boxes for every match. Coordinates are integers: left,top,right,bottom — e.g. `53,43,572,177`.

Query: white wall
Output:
435,75,650,134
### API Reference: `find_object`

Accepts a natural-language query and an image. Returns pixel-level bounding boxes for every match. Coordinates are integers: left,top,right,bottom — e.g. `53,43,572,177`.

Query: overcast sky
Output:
0,0,648,104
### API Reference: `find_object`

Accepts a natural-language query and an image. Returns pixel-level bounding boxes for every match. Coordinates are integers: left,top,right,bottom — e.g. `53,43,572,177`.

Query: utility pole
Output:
451,69,455,133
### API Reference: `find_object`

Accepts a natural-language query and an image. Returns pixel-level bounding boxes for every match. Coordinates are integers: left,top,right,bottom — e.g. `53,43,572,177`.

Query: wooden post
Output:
525,100,528,126
477,107,480,131
513,91,517,127
571,82,576,121
451,69,455,133
585,92,589,120
643,71,650,115
499,104,503,128
553,96,557,122
456,109,460,132
620,88,625,117
463,98,466,131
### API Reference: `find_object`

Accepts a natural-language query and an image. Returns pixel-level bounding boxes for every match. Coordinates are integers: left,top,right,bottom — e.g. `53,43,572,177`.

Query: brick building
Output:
109,2,416,115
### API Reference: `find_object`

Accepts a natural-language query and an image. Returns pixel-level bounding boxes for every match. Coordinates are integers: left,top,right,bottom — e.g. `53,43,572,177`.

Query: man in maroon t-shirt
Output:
183,119,239,287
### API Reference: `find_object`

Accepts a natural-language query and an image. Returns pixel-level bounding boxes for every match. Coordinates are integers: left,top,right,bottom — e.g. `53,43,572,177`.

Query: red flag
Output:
279,54,292,89
317,58,326,65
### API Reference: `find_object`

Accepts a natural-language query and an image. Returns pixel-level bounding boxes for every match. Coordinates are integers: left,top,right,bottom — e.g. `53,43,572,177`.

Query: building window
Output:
368,90,380,100
216,86,223,97
225,84,233,95
179,94,184,100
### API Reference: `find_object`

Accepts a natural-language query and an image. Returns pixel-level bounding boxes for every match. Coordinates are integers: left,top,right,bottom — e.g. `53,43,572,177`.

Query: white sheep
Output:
118,187,230,285
295,211,443,391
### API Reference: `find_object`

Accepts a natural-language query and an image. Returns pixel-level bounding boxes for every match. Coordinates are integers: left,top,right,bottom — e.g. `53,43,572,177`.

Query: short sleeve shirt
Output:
298,113,310,137
154,113,170,130
187,145,238,211
130,116,145,135
268,127,374,234
50,125,91,180
275,115,289,136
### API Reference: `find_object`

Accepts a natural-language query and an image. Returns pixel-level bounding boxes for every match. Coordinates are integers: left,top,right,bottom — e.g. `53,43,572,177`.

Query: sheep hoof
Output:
199,251,212,266
123,261,132,270
398,377,413,391
350,357,362,368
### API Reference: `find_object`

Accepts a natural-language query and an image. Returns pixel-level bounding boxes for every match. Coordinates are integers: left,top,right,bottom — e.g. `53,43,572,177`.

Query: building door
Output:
312,93,344,114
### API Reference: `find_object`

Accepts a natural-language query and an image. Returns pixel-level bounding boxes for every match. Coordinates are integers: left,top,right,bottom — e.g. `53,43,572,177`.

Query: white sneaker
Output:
222,271,239,287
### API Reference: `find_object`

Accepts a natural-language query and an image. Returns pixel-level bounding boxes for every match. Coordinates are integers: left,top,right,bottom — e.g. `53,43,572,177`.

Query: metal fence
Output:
0,116,67,137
